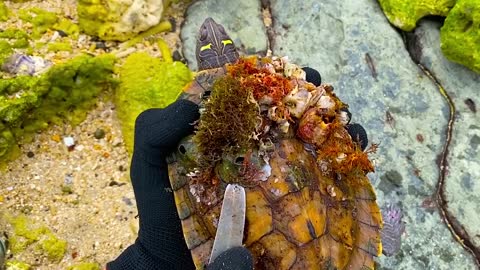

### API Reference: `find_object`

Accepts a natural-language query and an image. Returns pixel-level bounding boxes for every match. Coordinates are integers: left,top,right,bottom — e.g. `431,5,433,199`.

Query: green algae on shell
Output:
377,0,456,31
115,52,193,154
441,0,480,74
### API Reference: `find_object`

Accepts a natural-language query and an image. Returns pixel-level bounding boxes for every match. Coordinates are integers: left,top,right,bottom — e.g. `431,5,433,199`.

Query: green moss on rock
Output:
6,214,67,262
47,42,72,52
0,54,117,166
77,0,166,41
115,52,192,154
0,40,13,66
53,19,80,38
18,8,58,38
8,214,47,253
67,262,101,270
0,1,9,22
5,260,31,270
37,231,67,262
0,29,30,66
378,0,456,31
441,0,480,73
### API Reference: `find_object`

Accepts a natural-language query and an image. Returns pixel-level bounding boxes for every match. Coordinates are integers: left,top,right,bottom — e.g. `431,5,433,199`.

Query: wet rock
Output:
377,0,455,31
412,19,480,249
379,170,403,193
180,0,267,70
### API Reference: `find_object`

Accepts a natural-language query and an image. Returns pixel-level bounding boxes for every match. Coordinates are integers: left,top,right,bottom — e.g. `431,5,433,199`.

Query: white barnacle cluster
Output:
257,55,349,146
189,183,204,203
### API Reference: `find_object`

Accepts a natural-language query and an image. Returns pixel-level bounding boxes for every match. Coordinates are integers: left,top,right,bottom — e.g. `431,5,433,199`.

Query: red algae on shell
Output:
227,57,293,104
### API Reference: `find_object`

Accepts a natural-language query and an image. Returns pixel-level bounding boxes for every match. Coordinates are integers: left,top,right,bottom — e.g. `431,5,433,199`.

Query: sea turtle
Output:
168,17,383,269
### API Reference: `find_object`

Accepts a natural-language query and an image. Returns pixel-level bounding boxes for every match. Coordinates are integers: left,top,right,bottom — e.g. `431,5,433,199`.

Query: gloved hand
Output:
106,99,254,270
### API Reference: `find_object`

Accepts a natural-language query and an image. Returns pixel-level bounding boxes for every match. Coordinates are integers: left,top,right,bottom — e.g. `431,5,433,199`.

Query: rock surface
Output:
181,0,480,268
414,18,480,248
440,0,480,74
77,0,164,41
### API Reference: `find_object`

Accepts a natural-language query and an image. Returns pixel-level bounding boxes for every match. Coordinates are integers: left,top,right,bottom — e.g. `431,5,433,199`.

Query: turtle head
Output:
196,17,239,70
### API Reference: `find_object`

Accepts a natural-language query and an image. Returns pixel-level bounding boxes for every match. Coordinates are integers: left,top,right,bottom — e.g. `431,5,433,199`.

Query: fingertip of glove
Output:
207,246,253,270
302,67,322,86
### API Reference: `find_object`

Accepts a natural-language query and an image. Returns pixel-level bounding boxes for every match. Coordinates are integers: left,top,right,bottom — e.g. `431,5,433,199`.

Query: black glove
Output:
206,247,253,270
107,100,253,270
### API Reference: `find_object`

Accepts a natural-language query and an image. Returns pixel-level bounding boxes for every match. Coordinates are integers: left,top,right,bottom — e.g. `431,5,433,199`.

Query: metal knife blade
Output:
208,184,246,264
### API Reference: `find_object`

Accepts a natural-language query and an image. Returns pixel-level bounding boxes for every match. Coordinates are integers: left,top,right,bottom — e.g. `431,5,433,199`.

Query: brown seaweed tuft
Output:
193,74,260,164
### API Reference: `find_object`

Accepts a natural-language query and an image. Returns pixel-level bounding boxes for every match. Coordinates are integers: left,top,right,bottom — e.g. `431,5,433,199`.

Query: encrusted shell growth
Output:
169,55,382,270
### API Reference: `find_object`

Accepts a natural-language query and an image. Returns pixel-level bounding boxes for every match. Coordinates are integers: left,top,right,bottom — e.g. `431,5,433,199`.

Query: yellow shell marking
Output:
222,39,233,46
200,43,212,51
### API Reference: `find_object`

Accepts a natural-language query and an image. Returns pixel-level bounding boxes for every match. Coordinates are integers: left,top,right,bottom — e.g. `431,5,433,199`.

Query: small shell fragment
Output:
1,54,51,75
381,204,406,256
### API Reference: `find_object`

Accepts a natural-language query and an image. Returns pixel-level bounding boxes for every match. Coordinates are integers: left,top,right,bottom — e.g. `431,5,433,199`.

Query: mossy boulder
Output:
377,0,456,31
77,0,164,41
0,54,117,167
441,0,480,73
115,52,193,154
